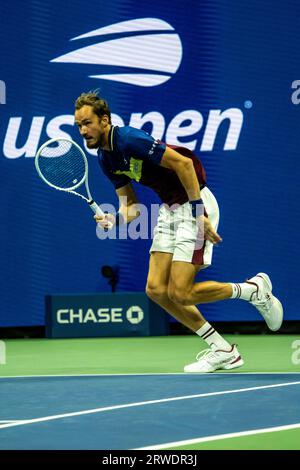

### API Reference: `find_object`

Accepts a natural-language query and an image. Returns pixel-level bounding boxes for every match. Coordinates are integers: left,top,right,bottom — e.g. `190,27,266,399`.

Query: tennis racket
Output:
35,137,113,229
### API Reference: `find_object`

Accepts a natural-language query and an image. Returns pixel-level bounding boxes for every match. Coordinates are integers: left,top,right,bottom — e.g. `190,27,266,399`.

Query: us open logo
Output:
126,306,144,324
51,18,182,87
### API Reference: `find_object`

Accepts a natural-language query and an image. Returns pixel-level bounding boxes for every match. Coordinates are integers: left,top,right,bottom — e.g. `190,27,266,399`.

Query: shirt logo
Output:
115,158,143,182
51,18,182,87
149,139,159,155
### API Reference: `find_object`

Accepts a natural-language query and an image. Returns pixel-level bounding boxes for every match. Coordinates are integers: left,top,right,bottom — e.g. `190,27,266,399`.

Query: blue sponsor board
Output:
0,0,300,327
45,293,169,338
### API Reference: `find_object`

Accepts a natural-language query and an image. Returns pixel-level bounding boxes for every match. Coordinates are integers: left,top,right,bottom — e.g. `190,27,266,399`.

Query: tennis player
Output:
74,91,283,373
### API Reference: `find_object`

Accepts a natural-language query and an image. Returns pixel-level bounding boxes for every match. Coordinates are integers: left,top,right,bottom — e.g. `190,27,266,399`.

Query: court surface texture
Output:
0,335,299,450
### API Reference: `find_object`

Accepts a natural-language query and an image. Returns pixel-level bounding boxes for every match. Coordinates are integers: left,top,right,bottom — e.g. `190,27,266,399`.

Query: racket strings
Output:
38,140,86,189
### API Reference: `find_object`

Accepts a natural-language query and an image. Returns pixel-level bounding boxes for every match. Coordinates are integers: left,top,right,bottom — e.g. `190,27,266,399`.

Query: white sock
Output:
230,282,257,301
196,322,231,350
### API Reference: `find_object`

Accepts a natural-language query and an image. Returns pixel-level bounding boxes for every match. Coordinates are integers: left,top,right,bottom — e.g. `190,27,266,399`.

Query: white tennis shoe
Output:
246,273,283,331
184,344,244,373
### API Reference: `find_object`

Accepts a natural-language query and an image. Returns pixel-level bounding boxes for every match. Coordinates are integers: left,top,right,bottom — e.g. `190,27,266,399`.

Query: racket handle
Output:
89,201,105,217
89,201,113,230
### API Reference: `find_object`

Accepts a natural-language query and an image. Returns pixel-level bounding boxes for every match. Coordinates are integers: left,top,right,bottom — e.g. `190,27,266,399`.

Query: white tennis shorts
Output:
149,187,220,268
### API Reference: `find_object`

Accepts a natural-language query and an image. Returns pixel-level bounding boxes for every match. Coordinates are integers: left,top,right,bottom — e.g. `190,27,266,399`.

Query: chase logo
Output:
51,18,182,87
126,306,144,324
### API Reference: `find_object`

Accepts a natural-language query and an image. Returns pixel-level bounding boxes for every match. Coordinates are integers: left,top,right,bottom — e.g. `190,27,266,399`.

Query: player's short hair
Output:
75,90,111,123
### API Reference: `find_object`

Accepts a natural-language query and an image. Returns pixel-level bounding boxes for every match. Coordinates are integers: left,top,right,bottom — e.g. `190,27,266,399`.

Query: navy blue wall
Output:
0,0,299,326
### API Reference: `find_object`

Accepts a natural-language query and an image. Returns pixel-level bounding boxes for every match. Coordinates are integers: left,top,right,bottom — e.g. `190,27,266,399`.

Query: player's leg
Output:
147,190,243,372
146,251,207,332
170,187,283,330
165,260,244,373
168,262,232,305
146,252,242,373
168,186,232,304
147,203,209,332
167,188,252,372
169,261,283,332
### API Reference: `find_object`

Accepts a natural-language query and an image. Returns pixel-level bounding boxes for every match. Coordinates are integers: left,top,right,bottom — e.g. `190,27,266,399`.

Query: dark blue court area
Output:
0,373,299,449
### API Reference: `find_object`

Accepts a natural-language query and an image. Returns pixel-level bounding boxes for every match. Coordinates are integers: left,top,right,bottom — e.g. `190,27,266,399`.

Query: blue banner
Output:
45,293,169,338
0,0,299,326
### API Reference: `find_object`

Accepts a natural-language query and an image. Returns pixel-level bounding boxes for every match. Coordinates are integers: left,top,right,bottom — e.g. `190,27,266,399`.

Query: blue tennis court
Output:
1,373,299,449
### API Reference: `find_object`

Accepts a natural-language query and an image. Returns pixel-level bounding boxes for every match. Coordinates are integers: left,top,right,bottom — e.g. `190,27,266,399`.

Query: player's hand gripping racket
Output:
35,138,113,229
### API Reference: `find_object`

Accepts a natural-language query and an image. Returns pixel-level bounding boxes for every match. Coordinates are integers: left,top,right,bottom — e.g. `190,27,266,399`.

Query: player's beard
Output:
87,132,104,149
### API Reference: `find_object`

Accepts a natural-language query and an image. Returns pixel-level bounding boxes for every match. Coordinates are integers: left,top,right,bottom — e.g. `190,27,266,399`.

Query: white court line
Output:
0,380,299,431
136,422,300,450
0,420,27,429
0,420,24,424
0,372,300,379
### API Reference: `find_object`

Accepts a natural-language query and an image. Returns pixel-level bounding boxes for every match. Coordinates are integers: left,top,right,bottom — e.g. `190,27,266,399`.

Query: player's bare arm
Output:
116,182,141,222
160,147,222,244
94,182,140,228
160,146,201,201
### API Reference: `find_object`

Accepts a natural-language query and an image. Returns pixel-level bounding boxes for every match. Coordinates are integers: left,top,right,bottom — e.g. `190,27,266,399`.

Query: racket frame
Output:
35,138,111,226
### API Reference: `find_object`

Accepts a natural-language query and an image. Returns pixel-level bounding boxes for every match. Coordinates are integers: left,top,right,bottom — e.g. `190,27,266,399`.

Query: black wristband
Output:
189,199,203,218
115,211,125,226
